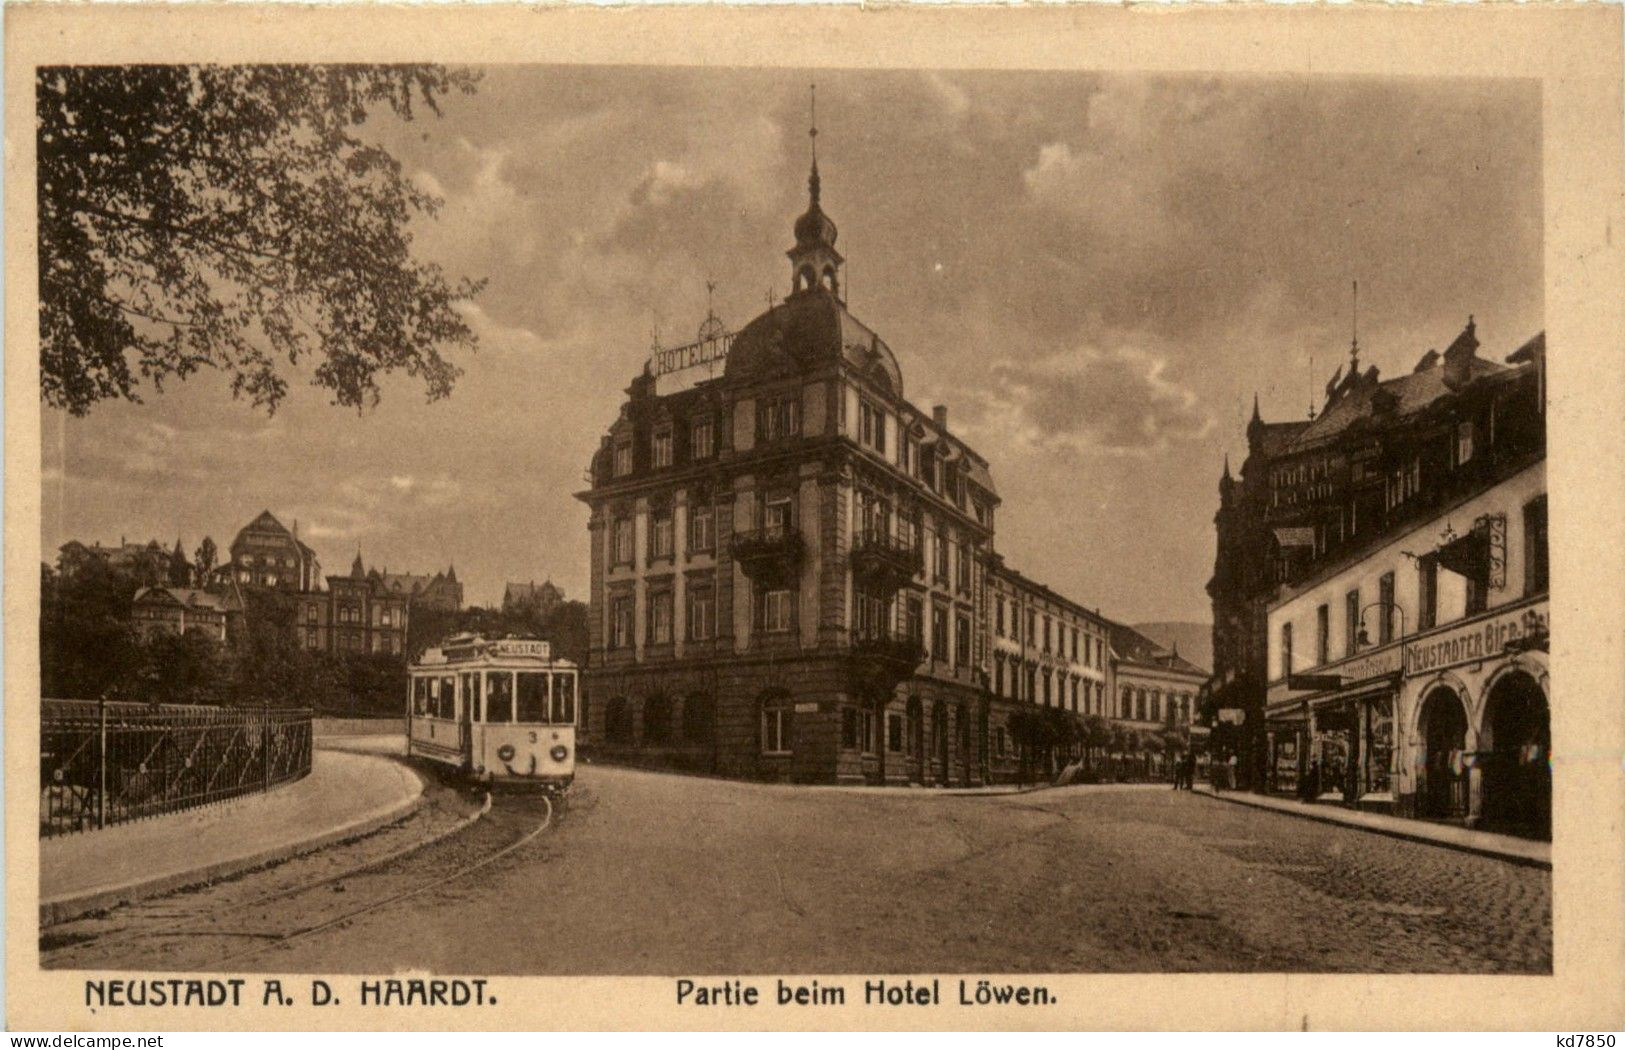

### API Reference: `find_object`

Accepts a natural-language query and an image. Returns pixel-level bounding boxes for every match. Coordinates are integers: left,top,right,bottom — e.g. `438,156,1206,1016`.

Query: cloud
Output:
987,344,1213,455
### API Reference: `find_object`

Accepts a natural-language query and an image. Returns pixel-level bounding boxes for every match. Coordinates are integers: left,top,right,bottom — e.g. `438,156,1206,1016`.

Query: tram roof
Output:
410,634,578,671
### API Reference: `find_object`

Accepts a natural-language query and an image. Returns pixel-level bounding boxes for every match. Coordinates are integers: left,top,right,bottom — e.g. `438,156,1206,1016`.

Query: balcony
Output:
850,531,924,591
849,628,926,697
731,526,804,584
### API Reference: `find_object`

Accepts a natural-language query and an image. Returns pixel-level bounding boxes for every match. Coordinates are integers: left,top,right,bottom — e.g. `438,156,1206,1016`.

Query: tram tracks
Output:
42,789,562,972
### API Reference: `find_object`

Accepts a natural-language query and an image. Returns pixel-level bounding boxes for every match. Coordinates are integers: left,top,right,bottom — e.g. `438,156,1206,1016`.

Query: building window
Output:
1345,588,1360,656
931,606,948,660
1043,671,1052,706
305,628,319,649
859,400,887,454
1150,690,1161,722
901,437,914,475
1316,604,1330,665
688,502,715,553
1524,495,1548,596
842,707,860,750
956,541,971,592
1281,622,1294,678
613,439,633,478
1456,420,1475,466
933,530,949,583
1026,665,1038,704
650,511,674,561
605,697,632,743
687,589,715,641
761,696,793,754
1026,610,1037,646
888,713,904,752
611,596,635,649
995,596,1006,637
1418,556,1439,630
993,655,1004,697
996,726,1008,757
613,518,635,566
652,428,673,469
305,605,318,624
763,495,793,536
683,693,714,742
691,417,715,461
1071,628,1079,662
758,395,801,443
648,591,673,645
905,596,924,646
1043,616,1052,653
643,695,672,745
1378,572,1397,644
955,613,971,666
759,588,794,633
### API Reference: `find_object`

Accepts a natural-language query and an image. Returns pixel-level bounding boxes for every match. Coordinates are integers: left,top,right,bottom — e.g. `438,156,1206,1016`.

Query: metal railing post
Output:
262,698,271,793
96,697,107,830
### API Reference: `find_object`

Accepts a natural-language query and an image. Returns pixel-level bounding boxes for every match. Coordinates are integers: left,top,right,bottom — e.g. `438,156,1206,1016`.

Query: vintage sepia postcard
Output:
5,2,1623,1034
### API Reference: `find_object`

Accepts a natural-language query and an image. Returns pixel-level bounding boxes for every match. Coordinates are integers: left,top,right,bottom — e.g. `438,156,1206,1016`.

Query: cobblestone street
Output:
49,764,1550,975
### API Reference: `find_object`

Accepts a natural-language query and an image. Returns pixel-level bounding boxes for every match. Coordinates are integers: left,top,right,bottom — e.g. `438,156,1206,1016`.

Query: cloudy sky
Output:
41,67,1542,623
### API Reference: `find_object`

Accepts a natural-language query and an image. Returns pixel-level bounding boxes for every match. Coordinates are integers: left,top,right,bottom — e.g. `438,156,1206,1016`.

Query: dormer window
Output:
613,439,633,478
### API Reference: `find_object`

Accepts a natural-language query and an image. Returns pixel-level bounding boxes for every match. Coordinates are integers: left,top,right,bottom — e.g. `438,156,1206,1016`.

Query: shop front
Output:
1395,597,1550,837
1266,644,1403,811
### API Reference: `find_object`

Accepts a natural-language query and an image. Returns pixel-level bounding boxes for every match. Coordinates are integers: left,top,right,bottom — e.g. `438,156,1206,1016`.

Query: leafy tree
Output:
194,535,218,583
128,629,229,705
38,64,484,415
40,557,143,700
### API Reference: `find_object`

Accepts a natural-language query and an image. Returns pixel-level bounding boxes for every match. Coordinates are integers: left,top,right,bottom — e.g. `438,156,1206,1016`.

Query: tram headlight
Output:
497,744,516,762
550,745,569,762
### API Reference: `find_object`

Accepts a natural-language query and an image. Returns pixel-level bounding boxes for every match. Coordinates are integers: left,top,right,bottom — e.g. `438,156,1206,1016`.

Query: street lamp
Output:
1355,601,1407,650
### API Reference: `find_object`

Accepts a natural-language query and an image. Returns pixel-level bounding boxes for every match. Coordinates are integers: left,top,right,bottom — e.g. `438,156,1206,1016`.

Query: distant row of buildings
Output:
1207,317,1549,837
573,148,1205,786
57,510,563,660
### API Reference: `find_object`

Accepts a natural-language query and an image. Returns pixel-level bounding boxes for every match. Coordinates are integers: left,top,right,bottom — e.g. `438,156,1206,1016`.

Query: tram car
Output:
407,633,578,790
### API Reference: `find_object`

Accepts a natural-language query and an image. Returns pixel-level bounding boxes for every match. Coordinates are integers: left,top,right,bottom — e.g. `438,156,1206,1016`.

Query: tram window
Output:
487,672,514,724
517,673,550,723
463,673,483,722
412,678,429,716
439,676,456,719
551,674,577,725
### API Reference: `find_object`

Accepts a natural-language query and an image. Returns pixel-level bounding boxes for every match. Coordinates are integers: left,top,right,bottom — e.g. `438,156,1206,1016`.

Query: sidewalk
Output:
1195,784,1551,868
41,747,426,925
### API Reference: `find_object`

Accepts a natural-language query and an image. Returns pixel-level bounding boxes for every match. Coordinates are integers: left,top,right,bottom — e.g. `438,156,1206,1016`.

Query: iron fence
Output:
40,699,313,838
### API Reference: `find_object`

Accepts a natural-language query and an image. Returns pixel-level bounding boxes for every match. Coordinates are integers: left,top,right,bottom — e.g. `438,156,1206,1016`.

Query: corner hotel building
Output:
575,134,1166,784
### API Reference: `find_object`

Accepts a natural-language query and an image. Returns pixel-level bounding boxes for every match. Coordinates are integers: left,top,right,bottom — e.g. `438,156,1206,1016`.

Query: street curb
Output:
40,759,431,928
1195,787,1552,869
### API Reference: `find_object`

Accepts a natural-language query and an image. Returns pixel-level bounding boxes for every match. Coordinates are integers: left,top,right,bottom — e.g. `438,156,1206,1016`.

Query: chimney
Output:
932,405,948,429
1441,315,1479,390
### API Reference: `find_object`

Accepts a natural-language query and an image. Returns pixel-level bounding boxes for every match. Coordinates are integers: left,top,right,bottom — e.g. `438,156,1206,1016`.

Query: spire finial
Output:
1251,392,1261,423
1350,279,1360,373
808,82,820,204
1308,352,1317,420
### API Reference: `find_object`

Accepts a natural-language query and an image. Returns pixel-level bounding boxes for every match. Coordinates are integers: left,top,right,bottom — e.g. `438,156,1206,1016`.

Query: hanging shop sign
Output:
1403,599,1548,676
